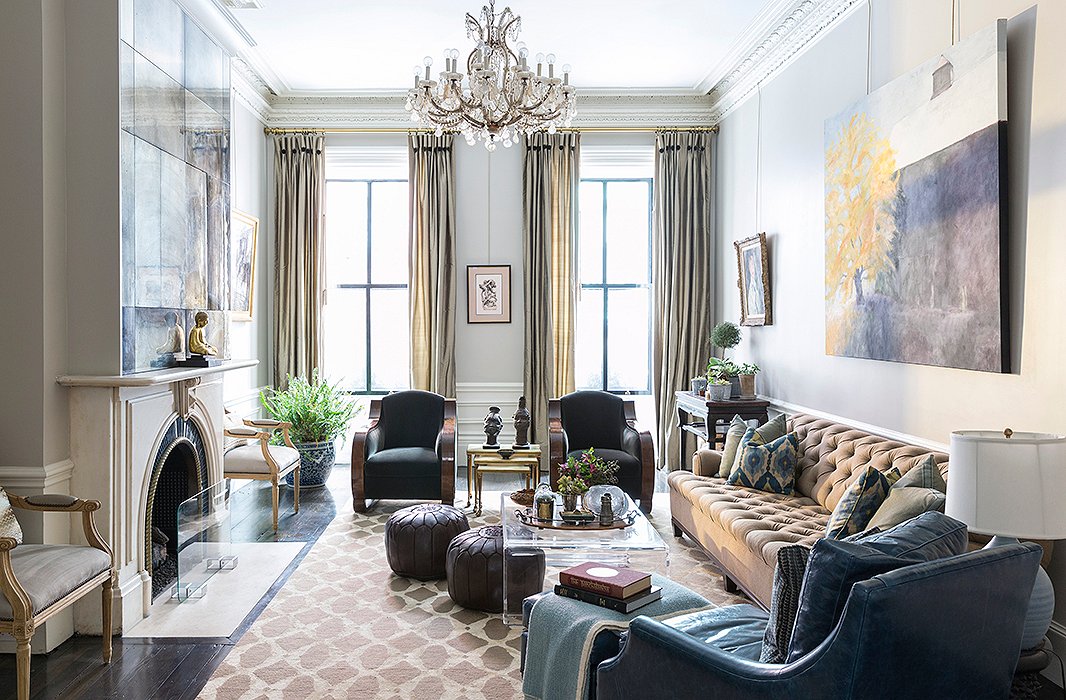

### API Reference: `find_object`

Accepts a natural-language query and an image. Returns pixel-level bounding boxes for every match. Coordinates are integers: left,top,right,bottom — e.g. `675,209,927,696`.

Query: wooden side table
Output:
674,392,770,469
466,444,542,516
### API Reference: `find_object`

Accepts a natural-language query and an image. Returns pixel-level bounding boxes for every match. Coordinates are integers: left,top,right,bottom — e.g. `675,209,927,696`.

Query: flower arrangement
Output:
559,447,620,487
556,475,590,496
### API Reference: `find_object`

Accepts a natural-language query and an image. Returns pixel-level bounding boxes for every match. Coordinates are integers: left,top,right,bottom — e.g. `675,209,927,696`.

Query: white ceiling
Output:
223,0,775,94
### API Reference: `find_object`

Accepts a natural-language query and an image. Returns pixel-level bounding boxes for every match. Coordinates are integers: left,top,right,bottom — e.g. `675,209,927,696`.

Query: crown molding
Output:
231,58,272,124
264,92,716,130
706,0,865,123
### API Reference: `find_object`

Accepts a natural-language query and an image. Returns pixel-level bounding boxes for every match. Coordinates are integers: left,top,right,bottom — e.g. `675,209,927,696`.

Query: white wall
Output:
714,0,1066,654
225,99,272,415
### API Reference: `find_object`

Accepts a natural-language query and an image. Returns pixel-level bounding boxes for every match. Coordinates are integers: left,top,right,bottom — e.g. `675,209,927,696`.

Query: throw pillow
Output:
726,430,799,495
825,466,892,539
759,544,810,663
887,455,947,493
728,413,788,477
785,512,968,663
718,415,751,477
867,487,946,530
0,487,23,546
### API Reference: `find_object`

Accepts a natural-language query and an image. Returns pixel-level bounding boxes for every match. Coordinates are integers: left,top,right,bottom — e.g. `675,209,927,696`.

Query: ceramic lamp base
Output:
985,535,1054,650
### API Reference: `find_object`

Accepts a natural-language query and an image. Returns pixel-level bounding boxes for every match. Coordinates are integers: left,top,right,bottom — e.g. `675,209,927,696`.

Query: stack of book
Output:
554,561,661,613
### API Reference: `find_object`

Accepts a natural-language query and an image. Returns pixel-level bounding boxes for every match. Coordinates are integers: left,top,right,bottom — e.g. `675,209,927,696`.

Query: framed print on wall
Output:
735,232,772,326
467,265,511,323
230,209,259,321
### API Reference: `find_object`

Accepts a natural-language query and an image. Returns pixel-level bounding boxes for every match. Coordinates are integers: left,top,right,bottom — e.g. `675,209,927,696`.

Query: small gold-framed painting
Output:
467,265,511,323
230,210,259,321
735,233,772,326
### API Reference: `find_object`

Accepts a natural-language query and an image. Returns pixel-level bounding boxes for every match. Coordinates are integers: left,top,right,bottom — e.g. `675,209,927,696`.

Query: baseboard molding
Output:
456,381,524,456
766,397,949,453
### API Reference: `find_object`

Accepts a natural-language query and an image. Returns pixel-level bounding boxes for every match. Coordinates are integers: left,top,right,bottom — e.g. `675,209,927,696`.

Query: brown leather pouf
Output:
384,504,469,580
446,525,546,613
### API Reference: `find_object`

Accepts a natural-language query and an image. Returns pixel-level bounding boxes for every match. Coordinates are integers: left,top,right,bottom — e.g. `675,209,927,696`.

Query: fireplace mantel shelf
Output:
56,359,259,388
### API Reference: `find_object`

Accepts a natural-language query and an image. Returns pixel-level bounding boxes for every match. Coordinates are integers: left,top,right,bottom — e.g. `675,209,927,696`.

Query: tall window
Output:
322,175,410,394
575,177,653,393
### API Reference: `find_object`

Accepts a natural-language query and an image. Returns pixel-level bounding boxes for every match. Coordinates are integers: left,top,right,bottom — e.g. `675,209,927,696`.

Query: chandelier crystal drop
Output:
404,1,577,149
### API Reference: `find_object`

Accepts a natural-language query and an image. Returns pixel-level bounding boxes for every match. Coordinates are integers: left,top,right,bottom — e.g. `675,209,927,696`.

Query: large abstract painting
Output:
824,20,1008,372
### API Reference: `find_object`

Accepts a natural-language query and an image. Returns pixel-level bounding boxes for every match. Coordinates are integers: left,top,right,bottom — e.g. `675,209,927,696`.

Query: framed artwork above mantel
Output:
735,233,772,326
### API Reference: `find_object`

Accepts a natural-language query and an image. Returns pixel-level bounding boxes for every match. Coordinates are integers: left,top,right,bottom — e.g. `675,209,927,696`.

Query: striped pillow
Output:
0,487,23,546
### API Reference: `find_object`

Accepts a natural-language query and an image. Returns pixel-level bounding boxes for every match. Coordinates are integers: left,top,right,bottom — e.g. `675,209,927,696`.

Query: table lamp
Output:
946,429,1066,650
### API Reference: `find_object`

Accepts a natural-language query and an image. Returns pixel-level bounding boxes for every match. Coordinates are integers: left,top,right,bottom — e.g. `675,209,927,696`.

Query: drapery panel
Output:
408,133,457,397
653,130,715,470
523,132,579,455
272,133,325,389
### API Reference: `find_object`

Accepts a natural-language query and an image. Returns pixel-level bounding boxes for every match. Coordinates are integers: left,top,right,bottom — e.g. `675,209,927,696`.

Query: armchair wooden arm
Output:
439,400,457,506
9,495,112,558
623,402,656,513
243,419,296,449
548,399,566,489
351,401,381,513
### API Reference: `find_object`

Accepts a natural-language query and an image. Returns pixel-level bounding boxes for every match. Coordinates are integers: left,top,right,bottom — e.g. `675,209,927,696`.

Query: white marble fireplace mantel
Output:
58,359,258,639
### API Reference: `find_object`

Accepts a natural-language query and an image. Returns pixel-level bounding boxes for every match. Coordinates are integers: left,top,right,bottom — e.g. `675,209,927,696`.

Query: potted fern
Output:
260,371,357,488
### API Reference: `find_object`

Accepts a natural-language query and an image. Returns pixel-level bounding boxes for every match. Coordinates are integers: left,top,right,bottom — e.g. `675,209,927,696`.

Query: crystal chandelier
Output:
404,1,577,150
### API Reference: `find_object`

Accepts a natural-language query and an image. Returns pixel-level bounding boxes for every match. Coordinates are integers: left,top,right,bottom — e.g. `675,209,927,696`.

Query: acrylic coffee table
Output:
499,492,670,626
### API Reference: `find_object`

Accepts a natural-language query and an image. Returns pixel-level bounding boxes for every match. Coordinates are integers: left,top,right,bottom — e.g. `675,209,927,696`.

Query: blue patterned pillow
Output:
726,429,798,495
825,466,892,539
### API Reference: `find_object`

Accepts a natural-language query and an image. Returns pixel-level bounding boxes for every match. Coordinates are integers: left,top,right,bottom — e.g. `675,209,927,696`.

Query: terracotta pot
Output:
739,374,757,398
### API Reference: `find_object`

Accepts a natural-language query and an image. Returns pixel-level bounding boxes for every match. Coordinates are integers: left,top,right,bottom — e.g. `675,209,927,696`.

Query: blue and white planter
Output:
287,440,336,489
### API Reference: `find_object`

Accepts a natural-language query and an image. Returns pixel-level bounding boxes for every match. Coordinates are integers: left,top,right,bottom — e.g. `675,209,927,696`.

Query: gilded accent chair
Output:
549,391,655,511
0,487,115,700
351,390,456,513
223,411,301,531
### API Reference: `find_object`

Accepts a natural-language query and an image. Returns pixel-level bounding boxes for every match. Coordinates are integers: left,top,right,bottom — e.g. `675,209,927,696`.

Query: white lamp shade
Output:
947,430,1066,539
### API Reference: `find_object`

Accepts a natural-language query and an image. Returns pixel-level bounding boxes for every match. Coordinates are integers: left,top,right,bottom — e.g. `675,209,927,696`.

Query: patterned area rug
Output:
198,494,745,699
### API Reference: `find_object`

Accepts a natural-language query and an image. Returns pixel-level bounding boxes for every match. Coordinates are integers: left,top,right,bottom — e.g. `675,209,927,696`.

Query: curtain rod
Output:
263,125,718,135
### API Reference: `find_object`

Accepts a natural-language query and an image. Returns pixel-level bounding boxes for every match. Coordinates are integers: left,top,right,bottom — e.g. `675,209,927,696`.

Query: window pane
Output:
606,287,650,392
578,181,603,284
369,181,409,284
325,181,368,285
322,288,367,392
605,181,651,284
369,288,410,392
575,288,604,390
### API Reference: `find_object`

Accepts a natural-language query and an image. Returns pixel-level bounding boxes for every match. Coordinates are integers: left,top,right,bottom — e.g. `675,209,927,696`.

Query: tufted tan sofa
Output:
668,412,954,608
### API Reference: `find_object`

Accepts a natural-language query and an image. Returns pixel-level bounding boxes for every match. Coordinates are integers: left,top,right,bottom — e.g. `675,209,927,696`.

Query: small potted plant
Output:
737,362,761,398
560,447,620,487
260,370,357,488
556,476,589,512
709,322,743,397
691,374,708,395
706,374,733,402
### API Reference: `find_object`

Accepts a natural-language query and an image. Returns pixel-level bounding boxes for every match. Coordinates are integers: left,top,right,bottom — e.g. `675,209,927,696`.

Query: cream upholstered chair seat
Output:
0,545,112,619
224,444,299,475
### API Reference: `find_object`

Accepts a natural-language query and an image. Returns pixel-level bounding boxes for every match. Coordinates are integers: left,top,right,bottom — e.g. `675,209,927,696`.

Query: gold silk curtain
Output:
408,133,457,398
523,132,579,453
272,133,325,389
653,130,715,470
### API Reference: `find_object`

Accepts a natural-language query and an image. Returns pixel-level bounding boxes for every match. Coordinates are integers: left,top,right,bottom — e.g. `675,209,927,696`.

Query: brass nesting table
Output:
466,443,542,516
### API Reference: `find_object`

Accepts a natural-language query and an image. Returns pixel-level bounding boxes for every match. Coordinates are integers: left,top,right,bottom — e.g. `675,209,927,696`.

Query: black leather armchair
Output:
351,390,456,513
548,391,655,511
596,542,1043,700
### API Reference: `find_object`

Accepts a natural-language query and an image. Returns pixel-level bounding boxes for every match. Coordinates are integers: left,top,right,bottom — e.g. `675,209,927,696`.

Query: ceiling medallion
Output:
405,1,577,150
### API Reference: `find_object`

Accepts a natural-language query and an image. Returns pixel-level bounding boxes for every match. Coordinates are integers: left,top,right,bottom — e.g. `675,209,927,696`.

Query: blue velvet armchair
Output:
596,542,1043,700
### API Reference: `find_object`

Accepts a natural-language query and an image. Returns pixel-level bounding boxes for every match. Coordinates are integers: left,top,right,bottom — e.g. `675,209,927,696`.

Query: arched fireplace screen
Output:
145,417,209,599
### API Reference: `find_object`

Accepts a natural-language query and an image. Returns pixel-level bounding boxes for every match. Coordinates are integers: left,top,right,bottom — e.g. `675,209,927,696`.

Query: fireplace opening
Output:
145,417,209,600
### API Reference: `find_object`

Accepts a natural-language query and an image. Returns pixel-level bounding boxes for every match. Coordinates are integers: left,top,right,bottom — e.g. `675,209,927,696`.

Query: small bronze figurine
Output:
483,406,503,448
188,311,218,356
599,493,613,526
513,395,531,448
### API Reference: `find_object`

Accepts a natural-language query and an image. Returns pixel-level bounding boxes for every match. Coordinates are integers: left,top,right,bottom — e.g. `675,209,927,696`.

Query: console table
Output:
674,392,770,469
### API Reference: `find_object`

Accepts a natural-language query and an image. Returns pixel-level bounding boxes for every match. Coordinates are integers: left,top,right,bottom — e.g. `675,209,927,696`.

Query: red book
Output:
559,562,652,600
